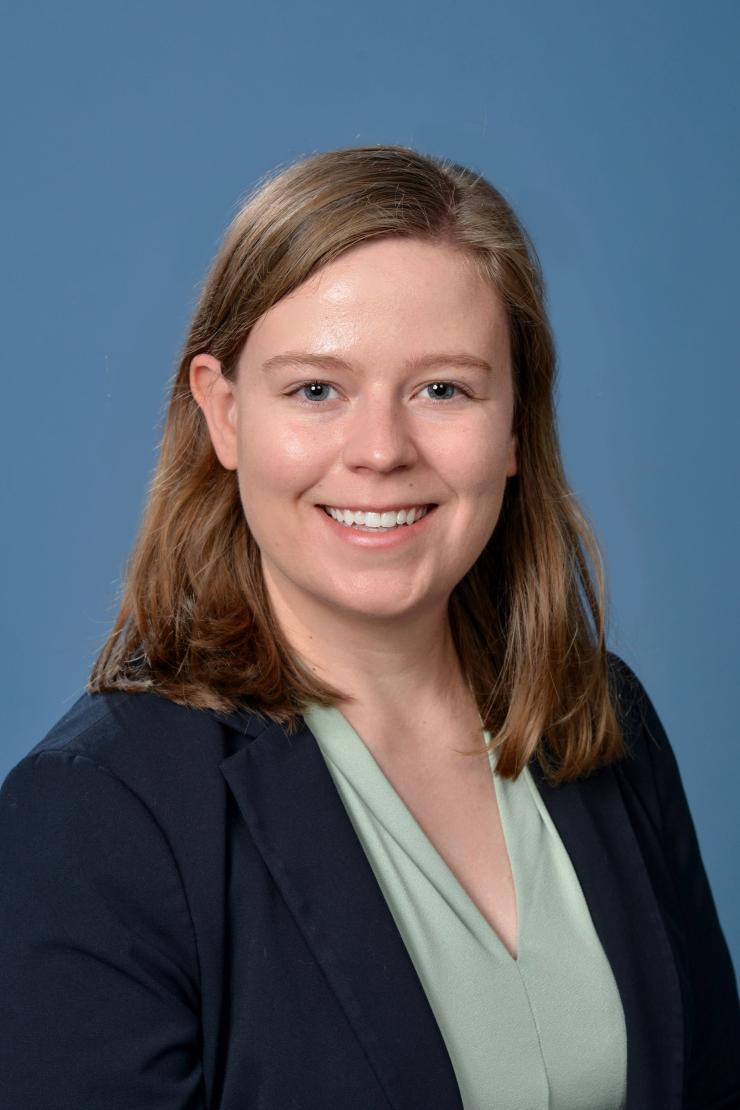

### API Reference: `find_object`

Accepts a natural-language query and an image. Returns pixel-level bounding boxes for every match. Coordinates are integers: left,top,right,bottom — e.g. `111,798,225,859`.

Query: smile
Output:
322,505,433,530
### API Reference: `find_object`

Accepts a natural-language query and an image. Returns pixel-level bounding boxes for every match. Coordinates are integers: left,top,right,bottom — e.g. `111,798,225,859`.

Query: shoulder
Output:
36,686,237,767
606,650,663,743
0,692,208,1043
1,688,245,844
26,687,228,765
606,649,673,769
605,650,696,840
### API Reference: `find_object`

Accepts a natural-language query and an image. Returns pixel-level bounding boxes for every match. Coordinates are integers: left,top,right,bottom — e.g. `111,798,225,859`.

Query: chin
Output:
328,586,440,623
326,598,413,621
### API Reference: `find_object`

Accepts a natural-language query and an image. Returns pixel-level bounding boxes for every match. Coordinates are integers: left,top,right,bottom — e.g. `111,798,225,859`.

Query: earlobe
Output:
189,353,239,472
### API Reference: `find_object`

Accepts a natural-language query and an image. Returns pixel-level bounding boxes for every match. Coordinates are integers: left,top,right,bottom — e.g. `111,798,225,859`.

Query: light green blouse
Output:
302,703,628,1110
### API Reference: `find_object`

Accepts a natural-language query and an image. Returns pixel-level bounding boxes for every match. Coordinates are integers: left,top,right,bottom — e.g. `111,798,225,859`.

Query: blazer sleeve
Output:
616,659,740,1108
0,749,205,1110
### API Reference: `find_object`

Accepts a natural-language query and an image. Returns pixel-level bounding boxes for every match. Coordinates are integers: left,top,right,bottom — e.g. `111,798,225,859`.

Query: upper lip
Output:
319,502,437,512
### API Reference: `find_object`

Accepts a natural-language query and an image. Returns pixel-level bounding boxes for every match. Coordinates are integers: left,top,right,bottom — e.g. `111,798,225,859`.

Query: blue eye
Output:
291,382,338,403
426,382,465,401
287,380,471,405
426,384,454,401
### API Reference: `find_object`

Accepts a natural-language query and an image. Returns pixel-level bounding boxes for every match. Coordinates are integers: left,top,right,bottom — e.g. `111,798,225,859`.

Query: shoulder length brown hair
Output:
89,144,626,784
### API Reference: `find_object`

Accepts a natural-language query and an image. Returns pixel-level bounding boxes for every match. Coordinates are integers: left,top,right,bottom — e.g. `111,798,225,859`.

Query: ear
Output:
189,353,238,471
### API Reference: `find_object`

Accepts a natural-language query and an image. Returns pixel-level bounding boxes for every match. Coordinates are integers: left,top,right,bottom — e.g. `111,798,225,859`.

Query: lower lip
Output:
316,505,438,548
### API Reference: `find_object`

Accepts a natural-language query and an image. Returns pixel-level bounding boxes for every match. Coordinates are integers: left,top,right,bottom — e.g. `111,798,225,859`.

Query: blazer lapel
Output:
218,707,684,1110
217,710,464,1110
529,757,685,1109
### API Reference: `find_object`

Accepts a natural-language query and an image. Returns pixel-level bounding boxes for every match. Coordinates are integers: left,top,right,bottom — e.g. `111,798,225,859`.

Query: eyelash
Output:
286,381,474,405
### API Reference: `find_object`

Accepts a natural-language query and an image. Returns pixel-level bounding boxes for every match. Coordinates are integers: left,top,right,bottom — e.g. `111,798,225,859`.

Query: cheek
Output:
438,433,513,497
236,412,328,501
441,437,514,546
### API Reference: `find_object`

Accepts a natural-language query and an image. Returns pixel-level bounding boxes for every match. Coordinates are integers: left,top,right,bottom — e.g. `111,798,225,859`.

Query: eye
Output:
423,382,472,401
286,380,473,406
288,381,339,404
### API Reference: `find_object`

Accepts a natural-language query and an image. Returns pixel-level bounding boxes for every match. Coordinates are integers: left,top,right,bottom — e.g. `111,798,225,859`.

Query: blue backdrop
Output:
2,1,738,973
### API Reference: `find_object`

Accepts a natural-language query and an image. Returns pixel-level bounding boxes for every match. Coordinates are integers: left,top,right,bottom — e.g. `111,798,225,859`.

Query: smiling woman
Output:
85,152,622,784
1,145,738,1109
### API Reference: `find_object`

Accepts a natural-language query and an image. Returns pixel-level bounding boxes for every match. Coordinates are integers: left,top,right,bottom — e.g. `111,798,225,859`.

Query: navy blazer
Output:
1,654,738,1109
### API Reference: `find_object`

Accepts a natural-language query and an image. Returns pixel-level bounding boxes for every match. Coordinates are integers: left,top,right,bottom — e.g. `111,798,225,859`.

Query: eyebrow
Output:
260,351,494,375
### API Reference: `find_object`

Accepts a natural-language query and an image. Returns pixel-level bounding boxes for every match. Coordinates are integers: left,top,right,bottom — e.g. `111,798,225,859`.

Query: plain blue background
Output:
2,2,738,973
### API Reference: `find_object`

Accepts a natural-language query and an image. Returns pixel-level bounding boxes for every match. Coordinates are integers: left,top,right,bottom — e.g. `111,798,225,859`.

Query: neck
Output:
262,564,474,732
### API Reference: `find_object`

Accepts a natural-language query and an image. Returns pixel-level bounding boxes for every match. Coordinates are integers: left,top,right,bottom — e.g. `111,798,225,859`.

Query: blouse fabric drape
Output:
302,703,628,1110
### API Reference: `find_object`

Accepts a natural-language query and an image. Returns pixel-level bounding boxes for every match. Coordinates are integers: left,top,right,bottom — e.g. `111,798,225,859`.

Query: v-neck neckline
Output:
302,703,523,966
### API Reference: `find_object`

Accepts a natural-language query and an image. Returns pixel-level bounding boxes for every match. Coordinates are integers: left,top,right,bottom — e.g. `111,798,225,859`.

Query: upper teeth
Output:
324,505,430,527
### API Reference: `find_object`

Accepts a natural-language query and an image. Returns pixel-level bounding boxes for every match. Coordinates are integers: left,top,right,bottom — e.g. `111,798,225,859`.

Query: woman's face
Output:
195,236,517,628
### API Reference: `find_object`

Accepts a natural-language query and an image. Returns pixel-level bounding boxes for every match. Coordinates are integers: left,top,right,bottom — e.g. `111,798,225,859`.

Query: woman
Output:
0,145,737,1109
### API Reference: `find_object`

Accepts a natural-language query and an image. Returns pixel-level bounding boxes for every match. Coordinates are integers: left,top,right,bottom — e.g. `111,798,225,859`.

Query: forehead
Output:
242,237,510,363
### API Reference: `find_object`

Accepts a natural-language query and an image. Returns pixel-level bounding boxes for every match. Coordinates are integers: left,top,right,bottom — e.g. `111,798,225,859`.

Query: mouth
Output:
319,504,438,531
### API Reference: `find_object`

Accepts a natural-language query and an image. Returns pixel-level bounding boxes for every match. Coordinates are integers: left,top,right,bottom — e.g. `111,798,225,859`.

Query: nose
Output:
341,392,419,473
